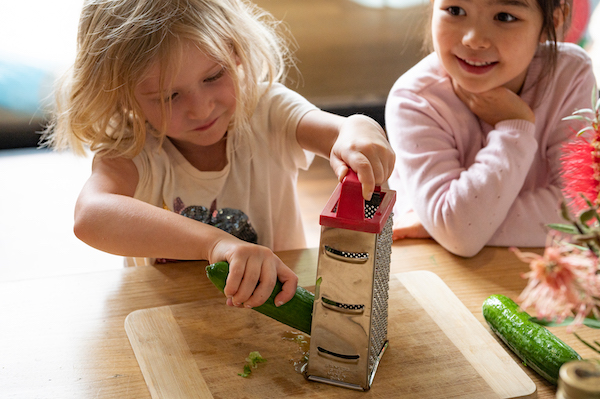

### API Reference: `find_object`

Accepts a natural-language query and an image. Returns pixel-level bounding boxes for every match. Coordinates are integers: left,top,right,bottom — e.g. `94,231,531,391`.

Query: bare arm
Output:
74,155,297,307
296,110,395,199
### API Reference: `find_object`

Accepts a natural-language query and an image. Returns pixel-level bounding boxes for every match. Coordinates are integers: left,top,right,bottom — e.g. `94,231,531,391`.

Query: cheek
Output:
431,19,452,54
141,105,161,129
139,102,172,133
221,81,238,113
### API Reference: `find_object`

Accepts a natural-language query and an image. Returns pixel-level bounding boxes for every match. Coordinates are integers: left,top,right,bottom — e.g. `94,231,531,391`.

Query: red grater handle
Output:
336,170,364,220
320,169,396,233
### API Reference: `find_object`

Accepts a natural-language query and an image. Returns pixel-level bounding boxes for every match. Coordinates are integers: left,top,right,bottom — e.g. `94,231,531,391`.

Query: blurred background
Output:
1,0,597,281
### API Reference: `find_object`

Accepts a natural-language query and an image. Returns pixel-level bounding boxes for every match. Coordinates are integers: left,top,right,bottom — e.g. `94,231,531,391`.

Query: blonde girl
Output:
45,0,395,308
385,0,596,256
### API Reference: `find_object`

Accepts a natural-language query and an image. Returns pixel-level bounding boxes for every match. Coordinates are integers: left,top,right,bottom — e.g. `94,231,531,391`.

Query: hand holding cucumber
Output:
208,237,298,309
206,261,314,334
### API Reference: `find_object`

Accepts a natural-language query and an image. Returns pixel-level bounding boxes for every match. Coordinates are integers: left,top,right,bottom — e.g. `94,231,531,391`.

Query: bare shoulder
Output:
87,154,139,196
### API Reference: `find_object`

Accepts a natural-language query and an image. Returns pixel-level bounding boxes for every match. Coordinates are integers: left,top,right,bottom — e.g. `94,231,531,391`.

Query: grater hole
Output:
364,192,383,219
322,297,365,314
317,347,360,361
368,214,393,377
324,245,369,263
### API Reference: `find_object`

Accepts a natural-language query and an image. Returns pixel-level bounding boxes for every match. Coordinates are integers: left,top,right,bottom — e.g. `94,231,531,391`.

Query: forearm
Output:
409,122,538,256
488,185,564,247
296,109,343,158
297,111,394,199
74,191,228,261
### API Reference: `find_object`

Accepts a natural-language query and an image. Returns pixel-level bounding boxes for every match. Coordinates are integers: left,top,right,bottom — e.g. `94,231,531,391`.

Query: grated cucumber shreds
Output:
238,351,267,378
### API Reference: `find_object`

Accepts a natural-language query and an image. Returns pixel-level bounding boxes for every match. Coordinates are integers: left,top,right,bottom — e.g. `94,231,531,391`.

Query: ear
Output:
554,1,569,31
539,1,570,42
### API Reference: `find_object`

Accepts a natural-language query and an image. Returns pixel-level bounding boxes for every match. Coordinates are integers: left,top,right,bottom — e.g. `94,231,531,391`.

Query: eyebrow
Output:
137,64,224,97
139,89,162,97
490,0,531,7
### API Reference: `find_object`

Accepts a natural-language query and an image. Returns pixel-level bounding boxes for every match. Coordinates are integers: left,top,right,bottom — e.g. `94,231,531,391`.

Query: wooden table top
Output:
2,239,596,398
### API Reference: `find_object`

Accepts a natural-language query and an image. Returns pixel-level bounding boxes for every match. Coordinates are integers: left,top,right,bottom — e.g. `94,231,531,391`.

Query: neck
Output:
170,135,228,172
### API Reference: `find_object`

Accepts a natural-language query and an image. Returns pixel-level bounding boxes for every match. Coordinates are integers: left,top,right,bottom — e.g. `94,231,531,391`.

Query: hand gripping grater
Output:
304,170,396,391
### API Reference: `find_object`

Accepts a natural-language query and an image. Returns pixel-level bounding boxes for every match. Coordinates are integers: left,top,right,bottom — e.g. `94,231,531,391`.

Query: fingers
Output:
222,248,298,309
273,265,299,307
330,115,395,196
242,268,276,308
330,157,348,182
392,211,431,239
225,256,266,307
331,146,394,200
452,80,535,125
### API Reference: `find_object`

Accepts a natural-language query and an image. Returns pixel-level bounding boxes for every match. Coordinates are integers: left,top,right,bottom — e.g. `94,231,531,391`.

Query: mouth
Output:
456,56,498,74
194,117,218,131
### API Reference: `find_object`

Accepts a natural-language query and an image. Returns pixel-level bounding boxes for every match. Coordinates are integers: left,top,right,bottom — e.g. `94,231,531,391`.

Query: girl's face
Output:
431,0,544,94
135,41,237,149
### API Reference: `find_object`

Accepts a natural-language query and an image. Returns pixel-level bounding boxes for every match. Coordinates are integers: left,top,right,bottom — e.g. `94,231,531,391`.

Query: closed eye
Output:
159,91,179,103
205,68,225,83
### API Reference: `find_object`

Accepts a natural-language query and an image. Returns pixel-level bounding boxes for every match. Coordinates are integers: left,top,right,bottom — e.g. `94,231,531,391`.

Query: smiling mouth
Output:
456,56,498,74
194,118,218,131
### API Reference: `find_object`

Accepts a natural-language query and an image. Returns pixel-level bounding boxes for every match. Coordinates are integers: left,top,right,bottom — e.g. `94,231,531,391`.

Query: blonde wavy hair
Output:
44,0,292,157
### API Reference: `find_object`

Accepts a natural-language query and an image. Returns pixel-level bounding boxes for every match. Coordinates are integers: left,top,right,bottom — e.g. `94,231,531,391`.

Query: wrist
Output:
344,114,385,135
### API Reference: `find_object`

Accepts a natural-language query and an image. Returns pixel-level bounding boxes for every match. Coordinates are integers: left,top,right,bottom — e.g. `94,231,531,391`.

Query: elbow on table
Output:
73,199,102,247
444,243,484,258
73,213,93,246
432,232,488,258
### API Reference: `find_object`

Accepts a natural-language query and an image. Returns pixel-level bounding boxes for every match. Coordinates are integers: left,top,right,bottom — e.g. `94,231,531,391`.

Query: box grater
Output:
304,170,396,391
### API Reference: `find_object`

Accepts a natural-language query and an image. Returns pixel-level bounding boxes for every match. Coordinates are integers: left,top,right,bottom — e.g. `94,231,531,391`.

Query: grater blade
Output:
305,170,396,391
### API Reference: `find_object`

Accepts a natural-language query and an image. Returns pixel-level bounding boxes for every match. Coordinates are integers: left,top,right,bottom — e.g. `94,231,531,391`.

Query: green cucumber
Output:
205,261,314,335
482,294,581,385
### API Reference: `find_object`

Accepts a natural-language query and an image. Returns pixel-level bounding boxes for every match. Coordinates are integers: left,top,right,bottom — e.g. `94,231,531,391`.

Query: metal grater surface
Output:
305,171,396,391
369,215,392,378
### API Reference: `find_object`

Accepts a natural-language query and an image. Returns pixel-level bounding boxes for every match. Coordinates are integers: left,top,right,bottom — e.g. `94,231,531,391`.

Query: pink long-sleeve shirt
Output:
385,42,596,257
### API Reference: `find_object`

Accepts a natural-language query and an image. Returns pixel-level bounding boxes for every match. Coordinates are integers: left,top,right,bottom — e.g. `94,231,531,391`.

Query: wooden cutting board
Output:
125,271,537,399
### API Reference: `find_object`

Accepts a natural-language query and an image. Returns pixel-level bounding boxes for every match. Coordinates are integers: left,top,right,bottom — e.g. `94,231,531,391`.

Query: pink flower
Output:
512,244,600,331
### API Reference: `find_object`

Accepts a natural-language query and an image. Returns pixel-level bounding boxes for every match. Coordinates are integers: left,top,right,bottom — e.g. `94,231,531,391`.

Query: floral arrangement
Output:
512,89,600,352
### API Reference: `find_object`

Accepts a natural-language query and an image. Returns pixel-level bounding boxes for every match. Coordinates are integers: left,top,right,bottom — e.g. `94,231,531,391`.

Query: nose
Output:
462,24,490,49
186,90,214,121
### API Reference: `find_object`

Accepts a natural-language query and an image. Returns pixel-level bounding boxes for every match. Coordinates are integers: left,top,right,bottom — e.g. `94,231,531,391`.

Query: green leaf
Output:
579,209,598,225
563,115,585,122
547,223,579,235
577,126,596,136
530,316,600,329
574,332,600,354
559,202,573,222
573,108,595,115
581,194,595,208
583,318,600,329
530,317,574,327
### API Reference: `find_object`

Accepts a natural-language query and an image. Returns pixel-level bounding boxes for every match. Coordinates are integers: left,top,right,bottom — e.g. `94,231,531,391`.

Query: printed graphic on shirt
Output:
174,197,258,244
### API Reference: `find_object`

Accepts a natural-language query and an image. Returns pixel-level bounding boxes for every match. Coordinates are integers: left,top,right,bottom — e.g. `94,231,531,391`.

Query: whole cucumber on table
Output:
482,294,581,385
206,261,314,335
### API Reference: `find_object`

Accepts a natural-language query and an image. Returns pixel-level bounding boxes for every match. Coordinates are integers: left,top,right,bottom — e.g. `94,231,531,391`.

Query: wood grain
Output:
125,271,535,399
3,242,597,398
397,271,536,399
125,307,213,399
